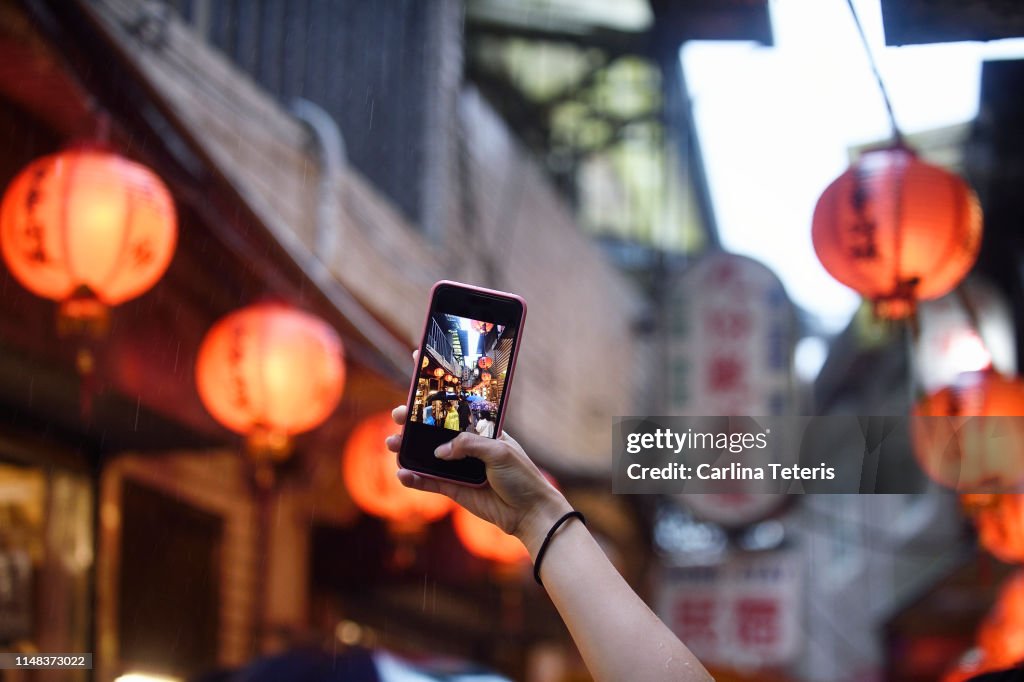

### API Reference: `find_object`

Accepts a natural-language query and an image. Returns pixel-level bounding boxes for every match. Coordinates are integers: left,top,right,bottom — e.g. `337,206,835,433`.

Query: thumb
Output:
434,432,514,466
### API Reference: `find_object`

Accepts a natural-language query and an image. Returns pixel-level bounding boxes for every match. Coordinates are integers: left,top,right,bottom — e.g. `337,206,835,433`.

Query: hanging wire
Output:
845,0,905,146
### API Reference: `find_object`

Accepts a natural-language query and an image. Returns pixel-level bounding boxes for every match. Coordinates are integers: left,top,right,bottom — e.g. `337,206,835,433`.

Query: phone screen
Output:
400,282,524,485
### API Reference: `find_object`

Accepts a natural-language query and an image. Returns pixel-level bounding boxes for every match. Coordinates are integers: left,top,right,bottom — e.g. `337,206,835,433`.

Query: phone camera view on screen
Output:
409,313,515,438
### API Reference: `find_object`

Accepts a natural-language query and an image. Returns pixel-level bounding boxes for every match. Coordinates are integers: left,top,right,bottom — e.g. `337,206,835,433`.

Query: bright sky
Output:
458,317,480,366
681,0,1024,334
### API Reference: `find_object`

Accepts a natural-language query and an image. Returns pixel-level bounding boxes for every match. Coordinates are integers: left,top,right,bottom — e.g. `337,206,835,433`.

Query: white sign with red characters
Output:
667,251,797,416
658,551,802,669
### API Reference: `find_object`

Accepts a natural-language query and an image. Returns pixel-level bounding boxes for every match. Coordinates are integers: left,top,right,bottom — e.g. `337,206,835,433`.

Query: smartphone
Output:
399,280,527,486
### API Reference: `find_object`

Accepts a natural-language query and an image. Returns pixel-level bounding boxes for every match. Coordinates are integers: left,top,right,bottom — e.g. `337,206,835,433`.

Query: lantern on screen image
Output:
910,371,1024,492
478,356,493,370
342,412,452,536
0,148,177,334
471,320,494,334
812,146,981,320
961,494,1024,565
977,572,1024,670
421,356,429,369
452,505,528,566
195,302,345,466
433,367,445,379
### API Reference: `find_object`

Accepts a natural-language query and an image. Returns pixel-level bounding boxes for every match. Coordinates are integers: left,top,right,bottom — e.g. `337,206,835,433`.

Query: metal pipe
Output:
291,97,347,263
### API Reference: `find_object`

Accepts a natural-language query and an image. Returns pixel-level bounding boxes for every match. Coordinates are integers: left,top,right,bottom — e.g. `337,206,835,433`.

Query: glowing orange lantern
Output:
452,505,528,565
342,412,452,531
0,148,177,330
195,302,344,458
911,371,1024,492
480,372,492,383
421,356,429,369
433,367,445,378
478,356,493,369
962,494,1024,564
444,373,454,383
977,572,1024,669
471,320,494,334
812,146,981,319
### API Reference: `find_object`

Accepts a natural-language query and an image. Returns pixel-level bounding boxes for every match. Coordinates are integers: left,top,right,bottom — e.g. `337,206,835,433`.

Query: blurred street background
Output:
1,0,1024,680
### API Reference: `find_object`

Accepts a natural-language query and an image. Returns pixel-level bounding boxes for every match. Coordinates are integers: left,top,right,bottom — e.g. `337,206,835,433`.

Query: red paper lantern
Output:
812,146,981,319
911,372,1024,492
452,505,528,565
471,320,494,334
0,148,177,327
342,412,452,530
963,494,1024,564
480,372,492,383
433,367,445,378
478,356,493,369
196,302,345,457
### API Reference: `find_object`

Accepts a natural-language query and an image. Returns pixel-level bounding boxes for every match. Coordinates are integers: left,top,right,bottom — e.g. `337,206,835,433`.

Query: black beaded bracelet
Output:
533,510,586,586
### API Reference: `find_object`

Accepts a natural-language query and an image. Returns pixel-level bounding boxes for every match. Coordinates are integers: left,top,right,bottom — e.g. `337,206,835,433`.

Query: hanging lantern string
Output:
844,0,905,147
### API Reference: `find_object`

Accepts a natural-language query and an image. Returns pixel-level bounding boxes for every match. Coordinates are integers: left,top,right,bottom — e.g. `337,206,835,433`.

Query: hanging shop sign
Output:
658,550,802,670
667,251,797,417
681,493,788,529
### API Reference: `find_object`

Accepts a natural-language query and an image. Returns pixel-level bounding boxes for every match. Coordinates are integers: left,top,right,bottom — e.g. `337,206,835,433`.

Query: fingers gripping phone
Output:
399,281,527,486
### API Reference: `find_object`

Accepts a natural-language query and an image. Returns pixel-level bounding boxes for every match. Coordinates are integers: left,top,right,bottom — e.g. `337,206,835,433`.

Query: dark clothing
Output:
458,400,472,431
228,648,380,682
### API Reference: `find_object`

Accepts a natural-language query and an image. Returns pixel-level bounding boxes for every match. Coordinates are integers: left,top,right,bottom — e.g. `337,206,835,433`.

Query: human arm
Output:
385,405,713,682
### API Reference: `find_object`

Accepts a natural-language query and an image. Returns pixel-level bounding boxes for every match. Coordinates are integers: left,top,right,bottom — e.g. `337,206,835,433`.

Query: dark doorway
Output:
119,479,222,677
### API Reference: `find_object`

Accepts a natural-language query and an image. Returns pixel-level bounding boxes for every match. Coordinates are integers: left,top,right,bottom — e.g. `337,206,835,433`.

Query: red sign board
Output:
658,551,802,669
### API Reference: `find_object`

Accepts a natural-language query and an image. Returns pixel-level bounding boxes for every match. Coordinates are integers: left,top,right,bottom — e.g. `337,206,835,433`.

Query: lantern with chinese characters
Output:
812,146,982,319
471,320,494,334
433,367,445,379
195,302,345,462
478,356,493,370
910,372,1024,492
452,505,528,565
962,494,1024,564
342,412,452,533
0,148,177,333
444,373,454,383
